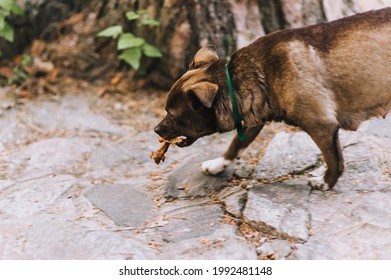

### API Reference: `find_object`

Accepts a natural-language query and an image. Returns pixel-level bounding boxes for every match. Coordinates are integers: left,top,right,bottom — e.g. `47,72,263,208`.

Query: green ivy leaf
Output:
119,48,142,70
0,14,5,30
125,11,139,21
142,43,162,57
0,22,14,42
0,0,13,11
97,25,123,38
11,2,24,16
141,18,160,26
21,54,32,66
117,33,144,50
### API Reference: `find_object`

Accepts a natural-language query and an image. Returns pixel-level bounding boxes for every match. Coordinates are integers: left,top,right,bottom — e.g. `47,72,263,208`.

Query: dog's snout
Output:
154,124,165,136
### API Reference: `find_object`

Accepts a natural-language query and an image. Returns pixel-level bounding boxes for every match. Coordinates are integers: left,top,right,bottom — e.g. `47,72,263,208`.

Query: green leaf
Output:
0,22,14,42
125,11,139,21
141,18,160,26
142,43,162,57
97,25,123,38
21,54,32,66
117,33,144,50
11,2,24,16
0,15,5,30
119,48,142,70
0,0,13,11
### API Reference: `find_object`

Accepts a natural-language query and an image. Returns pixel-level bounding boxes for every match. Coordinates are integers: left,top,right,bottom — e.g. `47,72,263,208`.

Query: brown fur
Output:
154,8,391,189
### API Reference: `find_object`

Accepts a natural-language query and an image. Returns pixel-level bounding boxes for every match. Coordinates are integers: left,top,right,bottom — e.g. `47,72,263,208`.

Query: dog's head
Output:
154,45,222,147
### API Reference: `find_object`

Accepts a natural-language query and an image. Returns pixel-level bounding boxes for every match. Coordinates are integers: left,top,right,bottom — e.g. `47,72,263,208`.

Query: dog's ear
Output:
189,45,219,69
189,82,218,109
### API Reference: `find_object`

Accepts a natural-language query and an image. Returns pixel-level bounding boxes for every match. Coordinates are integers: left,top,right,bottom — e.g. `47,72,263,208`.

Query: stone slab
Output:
0,175,76,219
254,132,320,180
243,182,311,241
336,135,390,192
165,154,234,199
85,184,155,227
289,191,391,259
161,225,257,260
217,185,247,217
26,95,128,135
160,205,223,243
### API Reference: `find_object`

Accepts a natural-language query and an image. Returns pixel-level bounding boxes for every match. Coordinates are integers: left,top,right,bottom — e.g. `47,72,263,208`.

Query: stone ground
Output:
0,88,390,260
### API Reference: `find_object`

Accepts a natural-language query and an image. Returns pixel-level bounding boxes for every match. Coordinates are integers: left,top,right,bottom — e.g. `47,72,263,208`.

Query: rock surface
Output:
0,91,390,259
254,131,320,180
243,182,311,242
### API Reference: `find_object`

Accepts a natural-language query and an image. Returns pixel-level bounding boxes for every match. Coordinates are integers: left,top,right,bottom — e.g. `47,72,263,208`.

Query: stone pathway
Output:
0,90,390,259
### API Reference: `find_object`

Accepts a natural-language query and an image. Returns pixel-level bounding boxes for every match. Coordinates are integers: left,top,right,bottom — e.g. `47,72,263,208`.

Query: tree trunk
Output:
0,0,88,58
2,0,391,89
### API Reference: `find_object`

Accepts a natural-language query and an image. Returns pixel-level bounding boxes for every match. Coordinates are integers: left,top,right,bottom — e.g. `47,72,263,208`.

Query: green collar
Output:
224,63,246,141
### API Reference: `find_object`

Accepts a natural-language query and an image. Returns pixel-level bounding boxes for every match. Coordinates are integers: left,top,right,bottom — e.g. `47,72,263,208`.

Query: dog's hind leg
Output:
306,126,344,190
201,124,264,175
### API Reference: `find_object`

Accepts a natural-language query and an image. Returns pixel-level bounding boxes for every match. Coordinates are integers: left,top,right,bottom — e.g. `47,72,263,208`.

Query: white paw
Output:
201,157,231,175
308,176,330,191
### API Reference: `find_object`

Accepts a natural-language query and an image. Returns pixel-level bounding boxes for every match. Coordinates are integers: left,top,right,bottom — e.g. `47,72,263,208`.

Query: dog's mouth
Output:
172,130,216,147
175,136,196,147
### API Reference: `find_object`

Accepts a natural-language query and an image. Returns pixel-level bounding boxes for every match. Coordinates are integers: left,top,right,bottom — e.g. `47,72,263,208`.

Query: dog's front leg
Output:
201,125,264,175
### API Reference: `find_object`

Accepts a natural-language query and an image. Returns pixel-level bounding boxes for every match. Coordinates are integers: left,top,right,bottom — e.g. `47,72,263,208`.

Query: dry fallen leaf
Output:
0,67,13,78
30,40,47,57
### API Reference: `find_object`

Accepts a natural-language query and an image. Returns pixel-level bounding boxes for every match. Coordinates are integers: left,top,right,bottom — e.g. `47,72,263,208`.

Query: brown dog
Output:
154,8,391,190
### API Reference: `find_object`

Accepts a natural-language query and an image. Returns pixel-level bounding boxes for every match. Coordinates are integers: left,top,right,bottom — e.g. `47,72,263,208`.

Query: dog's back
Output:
235,8,391,131
323,15,391,128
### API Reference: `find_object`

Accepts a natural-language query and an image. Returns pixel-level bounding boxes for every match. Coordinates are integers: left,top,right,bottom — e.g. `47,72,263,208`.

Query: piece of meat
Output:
150,140,170,164
150,137,184,164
